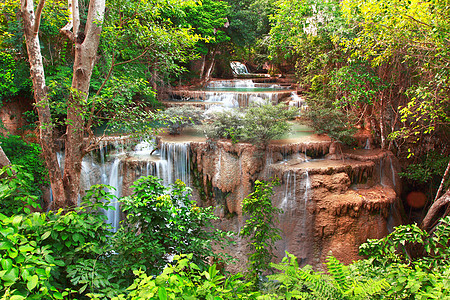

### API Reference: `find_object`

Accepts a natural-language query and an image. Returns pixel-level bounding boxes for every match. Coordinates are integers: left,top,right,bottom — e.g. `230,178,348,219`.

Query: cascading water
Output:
364,138,371,150
230,61,249,75
106,158,122,231
289,92,308,113
159,142,191,186
389,156,396,188
281,171,296,211
304,169,310,208
206,79,255,88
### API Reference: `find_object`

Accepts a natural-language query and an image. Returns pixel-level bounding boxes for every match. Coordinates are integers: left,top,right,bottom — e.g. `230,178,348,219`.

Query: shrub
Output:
113,176,233,277
110,254,259,300
204,109,244,143
0,135,49,199
0,165,40,216
160,105,204,135
240,179,282,282
306,96,357,145
206,103,297,145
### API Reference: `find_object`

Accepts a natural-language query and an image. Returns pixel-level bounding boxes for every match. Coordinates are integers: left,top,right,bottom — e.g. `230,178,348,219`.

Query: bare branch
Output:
405,15,432,28
33,0,45,35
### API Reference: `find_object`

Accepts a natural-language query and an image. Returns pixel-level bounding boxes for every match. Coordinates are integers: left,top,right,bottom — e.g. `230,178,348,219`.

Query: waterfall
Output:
281,171,296,211
206,79,255,88
389,156,396,188
289,92,307,112
99,142,108,184
160,142,191,186
230,61,249,75
364,138,371,150
106,158,122,231
304,169,310,208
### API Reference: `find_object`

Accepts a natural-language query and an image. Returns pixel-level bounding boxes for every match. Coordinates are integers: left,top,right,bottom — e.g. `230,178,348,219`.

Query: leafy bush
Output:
240,179,282,281
0,170,112,299
0,212,65,300
113,176,233,277
306,96,357,145
160,105,204,135
398,151,450,193
205,109,244,143
206,103,297,145
0,135,49,199
0,165,41,216
110,254,258,300
357,216,450,299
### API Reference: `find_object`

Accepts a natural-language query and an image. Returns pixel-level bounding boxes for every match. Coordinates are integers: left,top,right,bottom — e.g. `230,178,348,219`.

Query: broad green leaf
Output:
27,274,39,290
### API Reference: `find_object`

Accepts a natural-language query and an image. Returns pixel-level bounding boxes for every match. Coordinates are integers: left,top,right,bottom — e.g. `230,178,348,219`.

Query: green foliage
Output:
160,105,204,135
241,104,297,145
358,216,450,299
305,96,357,145
0,165,41,216
181,0,231,55
205,109,244,142
206,103,297,145
240,179,282,281
399,152,450,191
0,136,49,199
225,0,276,48
0,212,64,300
267,252,389,300
330,62,386,107
109,254,258,300
114,176,232,276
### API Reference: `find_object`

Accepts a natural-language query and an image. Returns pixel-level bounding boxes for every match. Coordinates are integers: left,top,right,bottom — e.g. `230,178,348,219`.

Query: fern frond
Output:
299,269,342,300
326,256,351,294
350,278,390,299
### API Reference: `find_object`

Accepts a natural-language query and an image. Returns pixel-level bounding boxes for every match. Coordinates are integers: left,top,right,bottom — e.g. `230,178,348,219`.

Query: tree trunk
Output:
63,0,105,205
202,47,218,85
434,160,450,203
20,0,66,209
422,189,450,232
199,54,207,79
0,146,11,168
204,57,216,83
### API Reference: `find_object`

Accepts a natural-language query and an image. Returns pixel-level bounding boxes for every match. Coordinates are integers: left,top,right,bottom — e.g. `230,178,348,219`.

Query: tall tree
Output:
182,0,230,82
20,0,105,208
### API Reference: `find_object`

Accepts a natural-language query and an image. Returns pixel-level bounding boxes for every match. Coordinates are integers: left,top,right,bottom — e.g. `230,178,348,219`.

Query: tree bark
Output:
199,54,207,79
434,160,450,203
0,146,11,168
20,0,66,209
63,0,105,205
421,189,450,232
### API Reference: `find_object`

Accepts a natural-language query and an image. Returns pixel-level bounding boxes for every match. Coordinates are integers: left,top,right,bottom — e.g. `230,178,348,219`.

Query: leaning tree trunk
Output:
422,189,450,232
62,0,105,205
20,0,66,209
0,146,11,169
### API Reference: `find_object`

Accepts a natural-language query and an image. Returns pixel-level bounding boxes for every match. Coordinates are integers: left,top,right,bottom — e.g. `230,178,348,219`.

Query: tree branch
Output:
60,0,79,42
33,0,46,35
434,160,450,202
